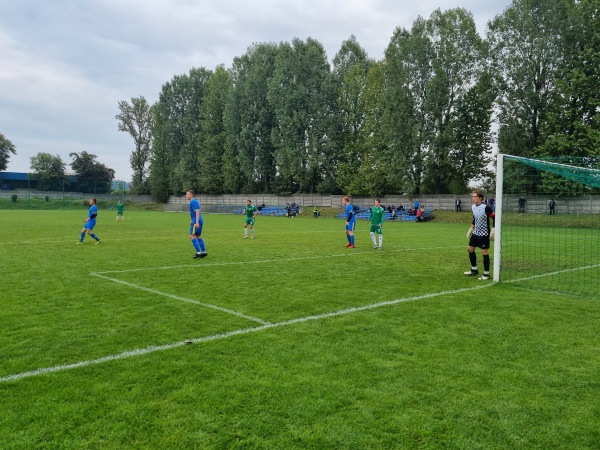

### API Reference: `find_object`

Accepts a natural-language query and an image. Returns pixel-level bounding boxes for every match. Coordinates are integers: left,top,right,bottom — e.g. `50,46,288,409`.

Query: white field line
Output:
505,263,600,283
90,272,270,326
93,245,464,275
0,284,492,383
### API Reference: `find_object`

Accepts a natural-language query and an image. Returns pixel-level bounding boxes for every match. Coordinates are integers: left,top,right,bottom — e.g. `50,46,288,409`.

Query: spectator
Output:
549,198,556,215
455,197,462,212
518,195,526,213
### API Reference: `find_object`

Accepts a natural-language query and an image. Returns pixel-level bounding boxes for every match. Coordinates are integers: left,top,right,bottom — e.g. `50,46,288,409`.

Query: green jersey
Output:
369,206,385,226
116,203,124,214
245,204,258,218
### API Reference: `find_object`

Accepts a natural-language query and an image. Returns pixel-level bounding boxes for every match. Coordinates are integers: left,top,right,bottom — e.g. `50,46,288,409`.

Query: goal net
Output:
494,154,600,297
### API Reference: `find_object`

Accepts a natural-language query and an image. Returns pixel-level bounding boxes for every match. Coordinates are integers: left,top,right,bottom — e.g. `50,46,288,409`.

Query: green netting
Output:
499,155,600,298
505,155,600,189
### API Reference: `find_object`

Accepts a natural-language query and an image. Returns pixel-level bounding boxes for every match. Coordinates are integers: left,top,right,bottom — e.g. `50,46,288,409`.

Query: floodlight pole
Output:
493,153,504,283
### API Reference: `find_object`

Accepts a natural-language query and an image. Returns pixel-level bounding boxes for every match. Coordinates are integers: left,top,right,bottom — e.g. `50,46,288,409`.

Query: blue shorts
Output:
84,219,96,231
345,220,356,232
190,221,204,236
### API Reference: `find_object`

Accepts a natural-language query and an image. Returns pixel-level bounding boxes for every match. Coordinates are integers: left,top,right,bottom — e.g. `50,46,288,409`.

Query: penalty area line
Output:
0,283,492,383
90,272,271,326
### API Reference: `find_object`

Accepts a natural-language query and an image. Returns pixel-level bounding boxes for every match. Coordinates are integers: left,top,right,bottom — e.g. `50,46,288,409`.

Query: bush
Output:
11,194,17,202
45,196,50,202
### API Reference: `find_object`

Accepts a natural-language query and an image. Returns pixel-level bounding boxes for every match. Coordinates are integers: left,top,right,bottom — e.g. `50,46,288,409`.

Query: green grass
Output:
1,211,599,449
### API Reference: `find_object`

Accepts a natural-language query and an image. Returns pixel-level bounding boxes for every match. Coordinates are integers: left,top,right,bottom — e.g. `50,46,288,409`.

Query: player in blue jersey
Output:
76,198,101,244
465,190,495,280
342,195,356,248
187,190,207,259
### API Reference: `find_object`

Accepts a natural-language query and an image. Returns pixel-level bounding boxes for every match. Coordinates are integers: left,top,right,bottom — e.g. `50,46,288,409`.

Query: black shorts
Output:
469,234,490,249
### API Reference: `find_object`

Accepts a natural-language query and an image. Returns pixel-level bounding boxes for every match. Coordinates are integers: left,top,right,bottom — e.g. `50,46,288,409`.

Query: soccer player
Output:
116,200,125,222
368,198,385,249
187,190,207,259
243,199,258,239
465,190,495,280
77,198,101,244
342,195,356,248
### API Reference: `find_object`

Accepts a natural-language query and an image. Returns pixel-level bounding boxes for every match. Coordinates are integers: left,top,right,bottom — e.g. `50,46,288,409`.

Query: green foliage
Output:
0,132,16,171
116,96,153,194
29,152,68,191
10,194,17,202
69,151,115,194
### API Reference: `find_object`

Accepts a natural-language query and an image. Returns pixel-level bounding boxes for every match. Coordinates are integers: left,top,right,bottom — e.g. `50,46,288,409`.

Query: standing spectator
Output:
518,195,526,213
455,197,462,212
187,190,207,258
549,198,556,215
368,199,385,249
313,206,318,218
243,199,259,238
488,197,495,212
465,191,495,280
77,198,101,244
413,198,420,211
342,196,356,248
116,199,125,222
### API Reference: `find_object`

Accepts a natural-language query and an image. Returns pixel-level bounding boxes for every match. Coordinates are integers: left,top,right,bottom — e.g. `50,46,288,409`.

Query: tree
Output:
538,0,600,158
198,66,231,194
69,151,115,194
487,0,574,157
149,67,212,198
0,133,16,171
116,96,153,194
30,153,67,191
226,43,279,193
268,37,334,193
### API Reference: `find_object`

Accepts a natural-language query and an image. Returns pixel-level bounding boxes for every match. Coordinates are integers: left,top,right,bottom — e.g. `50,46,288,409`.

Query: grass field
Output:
1,209,599,449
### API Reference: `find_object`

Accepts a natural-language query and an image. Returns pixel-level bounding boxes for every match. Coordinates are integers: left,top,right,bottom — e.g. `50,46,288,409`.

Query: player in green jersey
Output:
243,199,259,239
367,198,385,249
116,200,125,222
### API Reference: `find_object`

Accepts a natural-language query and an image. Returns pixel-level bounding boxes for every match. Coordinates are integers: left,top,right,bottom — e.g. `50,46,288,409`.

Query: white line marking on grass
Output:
0,284,492,383
506,263,600,283
90,272,271,326
94,245,464,275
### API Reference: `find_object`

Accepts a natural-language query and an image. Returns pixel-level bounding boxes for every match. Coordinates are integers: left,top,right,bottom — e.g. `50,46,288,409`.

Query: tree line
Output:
2,0,598,199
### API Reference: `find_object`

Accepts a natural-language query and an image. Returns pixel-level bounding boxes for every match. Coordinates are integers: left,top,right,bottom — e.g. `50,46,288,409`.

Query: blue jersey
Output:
189,198,204,224
84,204,98,230
345,204,355,222
88,204,98,219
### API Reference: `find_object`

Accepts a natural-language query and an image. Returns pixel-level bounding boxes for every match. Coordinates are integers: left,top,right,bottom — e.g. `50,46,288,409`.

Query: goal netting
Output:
494,154,600,297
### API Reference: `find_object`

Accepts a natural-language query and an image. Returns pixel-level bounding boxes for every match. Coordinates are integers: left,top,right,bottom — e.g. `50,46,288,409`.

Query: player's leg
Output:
465,244,478,275
479,248,490,280
78,226,86,243
243,221,249,238
378,226,383,249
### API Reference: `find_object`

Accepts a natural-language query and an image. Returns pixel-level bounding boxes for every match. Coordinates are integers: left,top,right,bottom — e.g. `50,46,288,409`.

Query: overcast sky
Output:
0,0,511,181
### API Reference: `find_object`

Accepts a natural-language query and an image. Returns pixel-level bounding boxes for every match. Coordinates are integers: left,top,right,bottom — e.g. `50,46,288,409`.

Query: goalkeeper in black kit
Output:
465,190,495,281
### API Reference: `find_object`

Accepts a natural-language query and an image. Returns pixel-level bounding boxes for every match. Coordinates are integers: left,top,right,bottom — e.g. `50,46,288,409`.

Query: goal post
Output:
493,153,600,297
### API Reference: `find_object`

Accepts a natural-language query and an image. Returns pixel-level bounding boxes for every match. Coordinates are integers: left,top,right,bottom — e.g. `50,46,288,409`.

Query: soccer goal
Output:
494,154,600,297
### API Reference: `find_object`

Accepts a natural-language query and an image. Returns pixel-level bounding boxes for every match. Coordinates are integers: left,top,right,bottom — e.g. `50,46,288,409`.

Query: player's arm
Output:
487,206,496,239
467,218,474,238
346,209,353,223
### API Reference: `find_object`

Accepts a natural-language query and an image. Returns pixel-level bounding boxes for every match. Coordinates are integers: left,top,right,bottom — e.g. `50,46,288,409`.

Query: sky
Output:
0,0,512,182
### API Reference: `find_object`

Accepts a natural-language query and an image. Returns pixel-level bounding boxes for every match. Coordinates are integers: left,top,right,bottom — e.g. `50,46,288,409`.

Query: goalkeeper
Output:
464,190,495,280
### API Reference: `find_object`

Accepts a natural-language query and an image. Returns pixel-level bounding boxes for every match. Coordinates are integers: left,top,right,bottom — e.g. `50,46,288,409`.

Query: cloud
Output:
0,0,511,181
